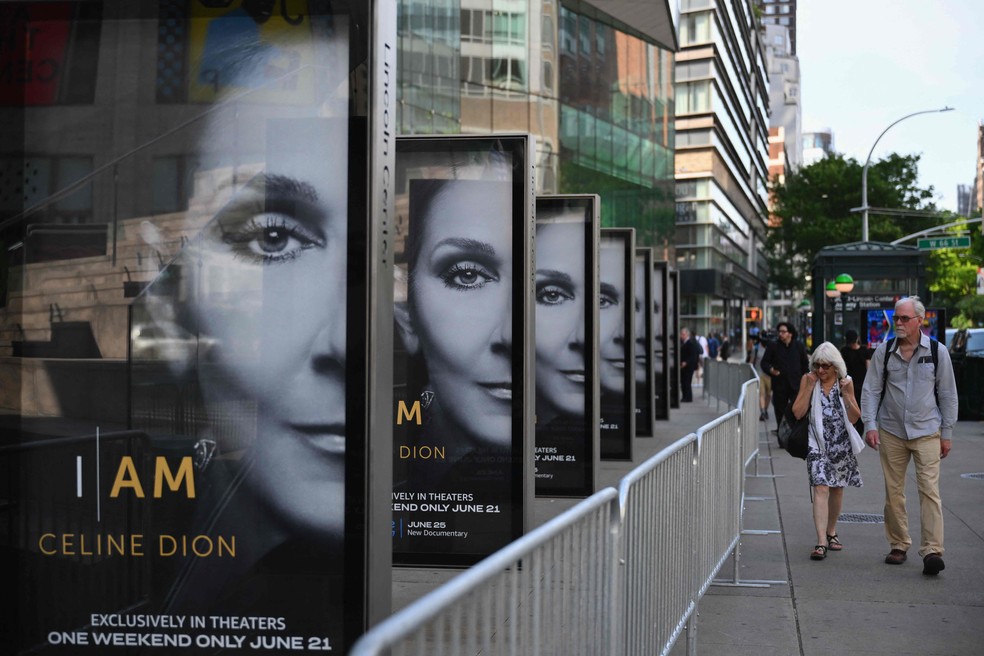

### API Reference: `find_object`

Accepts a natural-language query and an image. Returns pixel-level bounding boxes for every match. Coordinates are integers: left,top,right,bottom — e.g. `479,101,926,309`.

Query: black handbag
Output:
777,402,809,459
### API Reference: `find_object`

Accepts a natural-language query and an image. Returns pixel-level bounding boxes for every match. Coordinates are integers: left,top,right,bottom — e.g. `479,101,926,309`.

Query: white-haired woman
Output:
791,341,865,561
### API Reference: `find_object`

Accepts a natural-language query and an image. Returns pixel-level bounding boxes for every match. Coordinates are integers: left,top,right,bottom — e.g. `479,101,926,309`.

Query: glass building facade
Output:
397,0,677,248
674,0,770,339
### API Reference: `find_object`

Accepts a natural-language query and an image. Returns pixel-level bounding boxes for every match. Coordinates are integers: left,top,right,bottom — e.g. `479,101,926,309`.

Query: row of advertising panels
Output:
5,3,682,654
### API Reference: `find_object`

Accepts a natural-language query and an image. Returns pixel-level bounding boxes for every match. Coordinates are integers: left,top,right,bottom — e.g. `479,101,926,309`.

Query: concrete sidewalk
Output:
392,393,984,655
679,408,984,656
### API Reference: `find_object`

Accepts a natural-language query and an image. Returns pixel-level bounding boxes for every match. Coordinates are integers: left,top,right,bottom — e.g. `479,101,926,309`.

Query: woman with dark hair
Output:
840,329,870,433
761,321,810,432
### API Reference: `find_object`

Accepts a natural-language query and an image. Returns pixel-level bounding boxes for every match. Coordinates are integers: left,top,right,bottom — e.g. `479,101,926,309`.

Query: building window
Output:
542,15,554,49
560,7,576,53
675,80,710,114
681,12,710,45
579,16,591,54
543,60,554,91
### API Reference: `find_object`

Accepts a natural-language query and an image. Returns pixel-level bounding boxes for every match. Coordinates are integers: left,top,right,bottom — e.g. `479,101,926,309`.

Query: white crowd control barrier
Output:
352,375,760,656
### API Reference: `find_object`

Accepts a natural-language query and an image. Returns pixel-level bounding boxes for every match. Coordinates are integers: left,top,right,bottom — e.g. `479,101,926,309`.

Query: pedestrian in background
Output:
761,322,809,432
861,296,958,575
707,333,720,360
719,333,732,361
791,342,864,561
840,329,869,434
695,333,709,386
679,327,700,402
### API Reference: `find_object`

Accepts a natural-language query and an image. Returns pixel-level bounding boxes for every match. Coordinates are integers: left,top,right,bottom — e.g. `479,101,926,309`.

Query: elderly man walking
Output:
861,296,958,575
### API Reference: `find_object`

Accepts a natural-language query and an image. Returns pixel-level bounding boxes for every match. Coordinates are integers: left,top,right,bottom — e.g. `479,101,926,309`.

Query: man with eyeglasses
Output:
861,296,958,576
760,322,809,434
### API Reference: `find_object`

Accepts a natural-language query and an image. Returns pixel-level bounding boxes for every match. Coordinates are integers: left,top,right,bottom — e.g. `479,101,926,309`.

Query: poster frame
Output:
652,260,670,420
668,270,680,409
634,248,655,437
391,133,535,568
599,227,635,462
8,2,395,653
533,194,600,498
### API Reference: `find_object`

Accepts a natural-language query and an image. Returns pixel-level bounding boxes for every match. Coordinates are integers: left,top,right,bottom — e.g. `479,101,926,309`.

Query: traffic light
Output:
745,307,762,322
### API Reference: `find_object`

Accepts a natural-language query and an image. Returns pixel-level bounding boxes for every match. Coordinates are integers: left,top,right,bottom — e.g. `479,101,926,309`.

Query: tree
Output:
929,225,984,328
767,153,939,291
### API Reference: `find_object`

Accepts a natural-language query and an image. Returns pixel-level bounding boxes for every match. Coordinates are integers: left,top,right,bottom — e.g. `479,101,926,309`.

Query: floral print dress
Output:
806,383,862,488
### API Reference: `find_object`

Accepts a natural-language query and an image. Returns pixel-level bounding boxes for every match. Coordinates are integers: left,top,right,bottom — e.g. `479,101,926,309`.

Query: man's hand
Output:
865,429,880,449
941,438,952,459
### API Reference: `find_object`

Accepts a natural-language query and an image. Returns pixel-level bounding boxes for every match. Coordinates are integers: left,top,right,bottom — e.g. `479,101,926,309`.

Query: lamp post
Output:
834,273,854,293
860,107,954,242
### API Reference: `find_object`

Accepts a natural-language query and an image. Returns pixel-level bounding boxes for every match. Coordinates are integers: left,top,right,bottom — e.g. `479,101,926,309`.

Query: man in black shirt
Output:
840,329,870,433
680,327,701,402
760,322,809,431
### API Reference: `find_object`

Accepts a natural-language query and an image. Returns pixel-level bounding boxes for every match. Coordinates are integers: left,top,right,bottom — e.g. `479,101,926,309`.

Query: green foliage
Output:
767,153,939,291
930,225,984,327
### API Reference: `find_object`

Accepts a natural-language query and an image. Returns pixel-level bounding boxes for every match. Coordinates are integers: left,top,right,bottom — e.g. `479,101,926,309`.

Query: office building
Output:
802,129,834,166
762,23,800,171
756,0,797,54
399,0,678,247
674,0,771,338
957,184,972,218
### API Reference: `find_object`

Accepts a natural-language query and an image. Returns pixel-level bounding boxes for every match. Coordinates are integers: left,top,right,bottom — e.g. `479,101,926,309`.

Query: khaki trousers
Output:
878,428,944,557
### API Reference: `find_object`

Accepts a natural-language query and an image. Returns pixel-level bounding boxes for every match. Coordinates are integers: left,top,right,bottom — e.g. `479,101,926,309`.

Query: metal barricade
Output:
351,489,621,656
353,376,761,656
617,434,699,656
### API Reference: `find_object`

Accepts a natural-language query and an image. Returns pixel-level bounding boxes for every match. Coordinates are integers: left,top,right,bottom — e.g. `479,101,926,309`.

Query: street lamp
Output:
860,106,954,242
834,273,855,293
825,281,841,298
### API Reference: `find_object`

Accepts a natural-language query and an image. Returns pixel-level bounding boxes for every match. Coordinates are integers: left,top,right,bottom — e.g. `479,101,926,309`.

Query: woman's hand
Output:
791,373,814,419
840,376,854,397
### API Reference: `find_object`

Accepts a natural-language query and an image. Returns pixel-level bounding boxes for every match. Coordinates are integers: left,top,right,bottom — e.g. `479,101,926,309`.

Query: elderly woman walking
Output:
791,341,865,560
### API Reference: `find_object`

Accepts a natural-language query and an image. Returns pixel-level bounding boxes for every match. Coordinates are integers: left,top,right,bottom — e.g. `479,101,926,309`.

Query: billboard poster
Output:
6,1,394,653
599,229,635,461
533,195,600,498
634,249,655,437
392,135,534,567
668,270,680,408
652,261,670,420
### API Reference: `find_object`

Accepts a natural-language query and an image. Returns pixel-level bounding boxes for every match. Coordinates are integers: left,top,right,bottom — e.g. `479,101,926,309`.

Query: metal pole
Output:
861,106,954,242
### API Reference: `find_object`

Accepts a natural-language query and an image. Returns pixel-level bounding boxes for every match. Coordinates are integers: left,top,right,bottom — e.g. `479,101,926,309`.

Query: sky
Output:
796,0,984,214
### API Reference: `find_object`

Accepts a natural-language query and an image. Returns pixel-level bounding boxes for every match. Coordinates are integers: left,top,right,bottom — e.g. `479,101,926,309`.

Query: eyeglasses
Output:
814,363,832,371
893,315,919,324
777,329,789,334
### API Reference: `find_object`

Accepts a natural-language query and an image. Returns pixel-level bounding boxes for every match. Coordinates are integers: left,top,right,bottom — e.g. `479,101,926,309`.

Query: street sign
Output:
917,236,971,250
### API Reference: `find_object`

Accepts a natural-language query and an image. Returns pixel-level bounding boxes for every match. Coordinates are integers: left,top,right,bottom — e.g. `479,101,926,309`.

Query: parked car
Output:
944,328,984,420
944,328,984,354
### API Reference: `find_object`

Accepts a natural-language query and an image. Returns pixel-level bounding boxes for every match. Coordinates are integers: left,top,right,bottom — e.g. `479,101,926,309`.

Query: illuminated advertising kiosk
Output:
5,1,395,653
599,228,636,461
392,134,535,567
634,248,655,437
533,194,600,498
652,261,670,420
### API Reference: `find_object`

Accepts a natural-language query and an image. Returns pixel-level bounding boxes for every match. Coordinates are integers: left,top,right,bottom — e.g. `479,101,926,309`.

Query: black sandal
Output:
810,545,827,560
826,533,843,551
